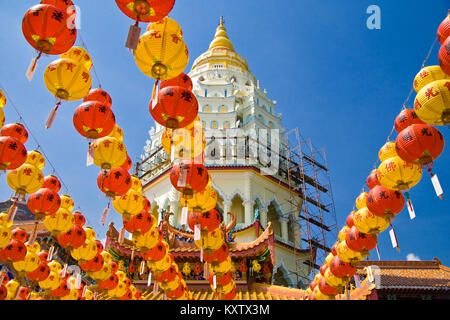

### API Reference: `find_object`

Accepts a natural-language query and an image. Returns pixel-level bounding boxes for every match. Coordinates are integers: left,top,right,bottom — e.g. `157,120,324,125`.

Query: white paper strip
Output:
94,292,98,300
171,143,175,162
100,205,110,226
389,228,398,249
177,168,187,187
194,224,201,240
181,207,188,226
76,273,82,289
431,174,443,198
140,261,145,275
118,228,126,244
213,275,217,290
200,245,203,262
62,263,68,278
8,205,18,222
367,266,374,283
26,57,38,82
153,282,159,296
48,246,55,261
147,272,152,287
407,199,416,220
86,147,94,166
354,274,361,288
375,245,381,261
82,285,87,298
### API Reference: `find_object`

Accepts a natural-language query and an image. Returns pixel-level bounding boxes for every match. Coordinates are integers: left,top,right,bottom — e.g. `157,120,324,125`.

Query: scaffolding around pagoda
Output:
283,127,338,286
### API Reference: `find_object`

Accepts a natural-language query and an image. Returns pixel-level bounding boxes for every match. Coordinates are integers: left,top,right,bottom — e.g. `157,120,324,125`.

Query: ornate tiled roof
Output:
356,259,450,291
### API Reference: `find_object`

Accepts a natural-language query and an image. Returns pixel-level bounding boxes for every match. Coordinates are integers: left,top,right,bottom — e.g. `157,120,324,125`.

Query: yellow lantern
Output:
324,268,348,289
0,108,4,128
113,188,145,220
116,271,127,283
43,207,75,236
129,285,137,300
353,207,390,235
59,194,75,211
0,89,6,108
7,163,44,196
92,136,127,170
26,150,46,170
130,175,143,192
338,226,349,242
325,253,334,267
194,228,224,251
377,156,422,191
101,251,112,264
355,192,368,210
89,262,112,281
414,79,450,126
107,124,124,141
210,256,231,275
0,224,11,248
108,281,127,298
336,241,367,263
70,239,98,264
44,58,92,101
413,65,450,92
61,288,79,300
313,286,334,300
162,126,205,161
5,280,20,300
215,279,235,295
27,241,40,254
160,275,181,292
134,18,189,80
39,270,61,291
84,227,96,241
0,212,13,228
84,289,94,300
146,17,183,38
133,226,160,251
48,260,63,273
180,185,217,214
12,248,40,273
378,142,397,162
147,253,172,274
60,46,93,71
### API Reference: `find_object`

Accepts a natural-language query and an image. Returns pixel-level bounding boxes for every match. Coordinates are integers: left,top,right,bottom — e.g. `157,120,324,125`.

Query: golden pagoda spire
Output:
208,16,234,51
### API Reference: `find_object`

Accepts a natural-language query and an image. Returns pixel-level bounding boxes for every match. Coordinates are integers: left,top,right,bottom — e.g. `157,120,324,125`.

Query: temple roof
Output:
208,17,234,51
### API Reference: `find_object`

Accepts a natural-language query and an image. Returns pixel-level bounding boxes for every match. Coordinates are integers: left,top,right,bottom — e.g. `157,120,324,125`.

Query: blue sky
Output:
0,0,449,267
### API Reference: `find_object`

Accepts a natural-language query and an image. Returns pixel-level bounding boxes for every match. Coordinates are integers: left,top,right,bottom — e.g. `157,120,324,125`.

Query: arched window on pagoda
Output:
224,121,230,129
231,194,245,224
219,105,228,113
245,114,252,124
211,121,218,129
203,105,211,113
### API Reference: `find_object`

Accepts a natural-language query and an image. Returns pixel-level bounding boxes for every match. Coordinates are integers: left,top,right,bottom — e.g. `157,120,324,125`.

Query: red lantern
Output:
318,278,339,296
40,1,75,10
142,198,151,212
17,287,31,300
2,239,27,262
204,243,228,263
346,212,355,228
319,264,328,276
197,209,221,231
38,251,49,262
0,285,7,300
439,37,450,75
73,211,86,227
329,255,356,278
143,239,165,261
239,260,248,274
170,161,208,198
149,86,199,129
115,0,175,23
27,188,61,218
366,169,380,189
42,175,62,192
167,282,185,299
0,136,28,170
160,73,193,91
57,225,86,249
0,123,29,144
214,271,233,287
95,240,104,253
155,264,177,282
187,211,200,231
395,124,444,165
366,185,405,217
83,88,113,108
22,4,77,55
223,285,236,300
79,253,104,272
345,226,377,253
121,155,132,171
11,228,28,243
51,280,70,297
437,12,450,44
27,262,50,282
99,273,119,290
394,109,425,133
97,167,132,198
123,210,155,235
73,101,116,139
330,242,339,256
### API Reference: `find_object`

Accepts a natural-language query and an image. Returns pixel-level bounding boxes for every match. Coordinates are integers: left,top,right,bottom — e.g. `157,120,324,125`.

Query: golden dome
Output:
208,17,234,51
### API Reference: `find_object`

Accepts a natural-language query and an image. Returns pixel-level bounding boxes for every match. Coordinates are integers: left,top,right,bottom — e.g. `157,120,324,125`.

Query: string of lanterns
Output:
305,12,450,300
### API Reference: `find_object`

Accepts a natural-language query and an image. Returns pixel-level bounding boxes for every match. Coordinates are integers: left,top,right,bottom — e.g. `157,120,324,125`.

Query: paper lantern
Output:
329,255,356,279
439,37,450,75
59,194,75,211
353,207,390,235
170,160,208,198
1,239,27,262
355,192,368,210
194,229,224,252
0,89,6,108
70,239,98,264
7,163,44,196
377,156,422,191
42,174,62,192
345,226,377,254
26,261,50,282
133,226,162,251
0,137,27,171
92,136,127,170
179,185,217,215
134,20,188,80
112,188,145,219
115,0,175,22
26,150,46,170
413,65,449,93
57,224,86,249
437,11,450,44
366,185,405,218
60,46,93,71
22,4,76,55
366,169,380,190
160,72,192,91
97,167,131,198
73,101,116,139
12,249,40,273
40,0,74,10
43,207,75,236
150,86,198,129
414,79,450,126
123,209,155,235
44,58,91,101
107,124,124,141
378,141,397,162
394,108,425,133
0,123,29,144
337,226,349,242
83,88,113,108
336,240,367,263
27,187,61,219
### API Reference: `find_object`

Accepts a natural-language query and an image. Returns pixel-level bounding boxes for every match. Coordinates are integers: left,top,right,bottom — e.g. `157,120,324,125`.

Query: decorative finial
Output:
220,16,224,26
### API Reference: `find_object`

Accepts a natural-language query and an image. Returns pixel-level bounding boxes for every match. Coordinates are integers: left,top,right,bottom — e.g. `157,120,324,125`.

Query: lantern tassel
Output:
86,142,94,167
147,271,152,287
100,201,110,226
6,197,18,222
26,51,42,82
118,227,126,244
150,80,159,111
45,101,61,129
27,220,39,245
389,223,400,251
402,190,416,220
125,20,141,50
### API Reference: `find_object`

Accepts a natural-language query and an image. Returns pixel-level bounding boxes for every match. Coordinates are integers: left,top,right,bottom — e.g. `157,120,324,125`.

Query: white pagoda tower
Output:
138,18,335,289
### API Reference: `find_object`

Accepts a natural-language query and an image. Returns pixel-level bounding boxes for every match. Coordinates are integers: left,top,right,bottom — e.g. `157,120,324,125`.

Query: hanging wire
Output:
78,32,103,89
